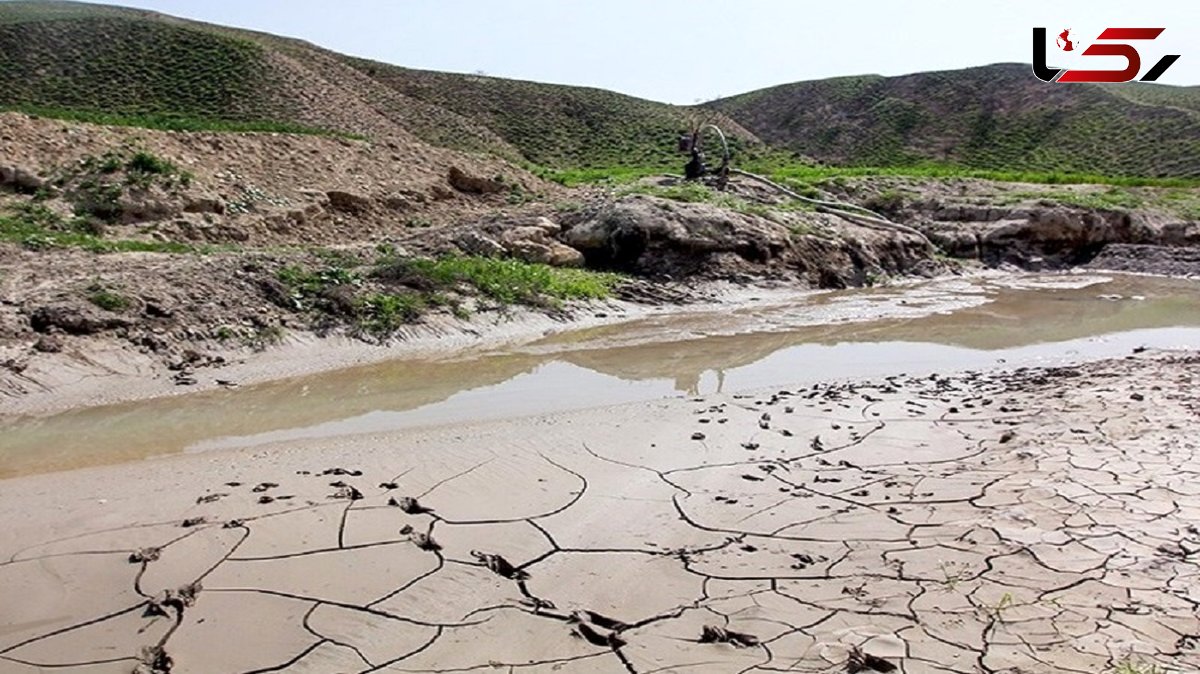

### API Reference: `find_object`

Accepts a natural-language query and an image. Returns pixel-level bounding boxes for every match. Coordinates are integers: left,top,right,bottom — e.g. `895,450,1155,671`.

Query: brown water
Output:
2,273,1198,478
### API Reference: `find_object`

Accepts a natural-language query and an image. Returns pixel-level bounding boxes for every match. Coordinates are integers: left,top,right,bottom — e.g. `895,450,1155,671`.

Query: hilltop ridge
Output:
1,2,1198,176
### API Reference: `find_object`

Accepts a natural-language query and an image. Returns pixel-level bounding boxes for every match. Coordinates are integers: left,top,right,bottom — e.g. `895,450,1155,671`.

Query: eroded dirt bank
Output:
1,351,1197,673
2,112,1197,415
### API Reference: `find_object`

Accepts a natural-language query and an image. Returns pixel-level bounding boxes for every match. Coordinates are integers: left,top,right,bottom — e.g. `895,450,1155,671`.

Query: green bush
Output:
87,284,130,311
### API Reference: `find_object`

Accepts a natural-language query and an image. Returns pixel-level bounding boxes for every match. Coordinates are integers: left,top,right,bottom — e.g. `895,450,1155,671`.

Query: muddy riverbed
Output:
2,272,1198,478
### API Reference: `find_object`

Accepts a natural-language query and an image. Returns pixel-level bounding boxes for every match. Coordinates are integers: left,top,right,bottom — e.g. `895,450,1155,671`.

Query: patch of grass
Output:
276,255,618,338
385,256,621,307
312,247,362,269
787,221,834,240
44,147,194,221
126,150,175,176
984,592,1016,621
1001,187,1146,211
863,188,910,215
86,283,130,311
758,162,1200,189
276,264,361,298
0,207,220,254
532,165,668,187
356,292,426,335
1158,189,1200,220
620,181,817,223
0,8,358,139
531,161,1200,190
713,66,1200,178
5,105,357,137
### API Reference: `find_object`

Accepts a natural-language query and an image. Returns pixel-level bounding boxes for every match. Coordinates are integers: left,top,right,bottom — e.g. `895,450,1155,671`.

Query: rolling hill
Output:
708,64,1200,177
0,0,756,169
1,1,1198,177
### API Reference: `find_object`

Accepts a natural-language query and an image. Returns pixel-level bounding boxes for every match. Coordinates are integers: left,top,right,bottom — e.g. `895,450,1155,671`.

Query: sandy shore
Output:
1,351,1198,673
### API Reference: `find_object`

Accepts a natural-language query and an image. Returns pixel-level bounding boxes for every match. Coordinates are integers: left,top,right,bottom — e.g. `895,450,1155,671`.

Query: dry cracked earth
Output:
1,354,1199,673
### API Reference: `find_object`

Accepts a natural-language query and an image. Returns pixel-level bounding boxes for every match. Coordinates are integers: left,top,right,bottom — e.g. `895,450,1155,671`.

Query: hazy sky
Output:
86,0,1198,103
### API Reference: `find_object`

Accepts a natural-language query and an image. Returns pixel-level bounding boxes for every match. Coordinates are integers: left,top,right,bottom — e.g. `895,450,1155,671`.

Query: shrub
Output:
87,284,130,311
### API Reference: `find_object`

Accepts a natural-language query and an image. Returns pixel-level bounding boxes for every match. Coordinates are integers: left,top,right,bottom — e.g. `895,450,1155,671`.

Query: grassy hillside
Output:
709,64,1200,178
0,0,757,168
0,13,281,125
1,2,1196,178
344,60,759,169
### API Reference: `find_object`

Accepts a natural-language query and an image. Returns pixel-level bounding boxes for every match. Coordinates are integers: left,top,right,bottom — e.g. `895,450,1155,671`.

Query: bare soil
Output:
1,351,1197,673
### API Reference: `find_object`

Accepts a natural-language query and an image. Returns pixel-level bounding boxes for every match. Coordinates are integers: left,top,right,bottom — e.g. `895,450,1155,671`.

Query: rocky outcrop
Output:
448,167,504,195
0,165,46,193
452,219,584,267
29,306,131,335
562,196,792,273
325,190,372,214
1085,244,1200,276
912,203,1192,269
498,221,583,267
561,195,937,285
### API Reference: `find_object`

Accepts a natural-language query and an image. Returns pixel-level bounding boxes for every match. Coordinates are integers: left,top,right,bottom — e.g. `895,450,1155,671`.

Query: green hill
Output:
1,2,1197,178
0,0,756,168
708,64,1200,178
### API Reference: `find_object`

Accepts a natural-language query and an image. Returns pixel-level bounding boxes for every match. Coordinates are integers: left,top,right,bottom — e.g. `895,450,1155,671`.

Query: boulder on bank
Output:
453,217,585,267
912,205,1170,267
507,239,584,267
560,194,935,285
29,306,130,335
448,167,504,195
561,195,793,275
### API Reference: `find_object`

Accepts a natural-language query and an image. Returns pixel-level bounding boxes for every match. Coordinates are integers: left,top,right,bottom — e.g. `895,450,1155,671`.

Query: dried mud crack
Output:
1,353,1198,673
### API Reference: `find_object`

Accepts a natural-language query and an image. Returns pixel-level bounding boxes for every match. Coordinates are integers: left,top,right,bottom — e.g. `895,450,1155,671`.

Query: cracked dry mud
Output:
1,353,1199,673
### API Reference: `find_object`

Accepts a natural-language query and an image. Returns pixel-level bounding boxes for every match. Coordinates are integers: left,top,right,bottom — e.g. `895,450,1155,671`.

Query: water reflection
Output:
2,274,1198,477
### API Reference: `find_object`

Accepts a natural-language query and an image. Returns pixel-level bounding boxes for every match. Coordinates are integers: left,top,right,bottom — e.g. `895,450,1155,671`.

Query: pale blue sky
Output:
86,0,1198,102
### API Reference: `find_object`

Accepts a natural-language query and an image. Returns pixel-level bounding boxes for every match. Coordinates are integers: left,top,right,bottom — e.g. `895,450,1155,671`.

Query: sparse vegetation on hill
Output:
2,3,1196,179
0,15,281,124
345,61,762,168
709,64,1200,178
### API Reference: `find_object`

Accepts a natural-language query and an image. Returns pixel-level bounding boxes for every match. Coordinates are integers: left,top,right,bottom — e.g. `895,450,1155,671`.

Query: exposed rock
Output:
499,226,552,246
448,166,504,195
118,193,183,223
258,277,296,309
562,195,792,273
29,306,130,335
455,231,505,258
1086,243,1200,277
183,197,226,215
506,239,584,267
429,185,456,201
325,190,372,214
533,216,562,236
381,194,415,212
1160,221,1200,247
0,165,45,193
33,334,64,353
913,205,1169,268
561,194,932,285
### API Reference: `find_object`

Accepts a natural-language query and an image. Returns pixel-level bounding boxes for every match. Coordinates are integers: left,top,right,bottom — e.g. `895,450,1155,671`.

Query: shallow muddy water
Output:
2,272,1198,477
